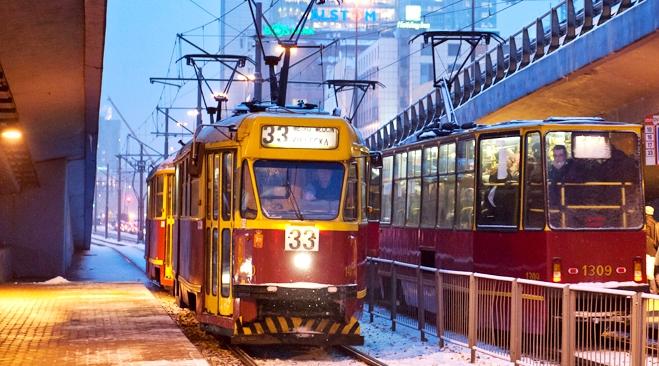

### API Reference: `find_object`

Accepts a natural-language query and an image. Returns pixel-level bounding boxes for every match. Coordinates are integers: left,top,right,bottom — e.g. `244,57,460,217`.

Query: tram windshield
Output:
253,160,344,220
545,131,643,230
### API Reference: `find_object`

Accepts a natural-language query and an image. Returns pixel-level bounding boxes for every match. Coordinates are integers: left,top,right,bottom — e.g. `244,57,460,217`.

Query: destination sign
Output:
261,125,338,149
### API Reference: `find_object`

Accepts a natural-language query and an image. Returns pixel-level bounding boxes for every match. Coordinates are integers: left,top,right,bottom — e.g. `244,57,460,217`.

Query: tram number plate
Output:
285,226,319,251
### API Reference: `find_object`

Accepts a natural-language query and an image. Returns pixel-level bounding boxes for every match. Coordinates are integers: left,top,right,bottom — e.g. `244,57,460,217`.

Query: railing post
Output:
390,261,397,332
468,274,477,363
436,270,445,348
630,292,643,366
561,285,574,366
368,259,374,323
510,280,522,364
417,265,427,342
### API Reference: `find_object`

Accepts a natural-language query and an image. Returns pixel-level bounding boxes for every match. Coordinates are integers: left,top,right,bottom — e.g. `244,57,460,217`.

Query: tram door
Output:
204,151,234,316
164,174,175,280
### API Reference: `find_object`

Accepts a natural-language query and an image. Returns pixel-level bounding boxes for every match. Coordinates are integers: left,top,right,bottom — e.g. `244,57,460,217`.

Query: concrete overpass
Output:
0,1,106,279
367,0,659,193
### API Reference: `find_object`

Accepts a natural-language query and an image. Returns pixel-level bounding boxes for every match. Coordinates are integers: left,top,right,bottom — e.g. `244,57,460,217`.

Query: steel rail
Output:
336,346,389,366
226,345,258,366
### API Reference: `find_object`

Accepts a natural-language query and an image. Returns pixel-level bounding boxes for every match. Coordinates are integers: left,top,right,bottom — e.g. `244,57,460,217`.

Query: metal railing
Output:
365,257,659,365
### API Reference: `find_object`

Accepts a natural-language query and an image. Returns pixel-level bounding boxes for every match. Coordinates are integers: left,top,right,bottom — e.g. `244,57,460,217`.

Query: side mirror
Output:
369,152,383,168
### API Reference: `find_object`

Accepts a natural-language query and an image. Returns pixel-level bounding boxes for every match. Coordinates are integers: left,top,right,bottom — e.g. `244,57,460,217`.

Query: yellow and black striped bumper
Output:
231,316,363,345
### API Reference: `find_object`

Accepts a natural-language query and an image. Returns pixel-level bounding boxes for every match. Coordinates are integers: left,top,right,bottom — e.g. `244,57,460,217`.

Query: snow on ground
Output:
357,314,512,366
38,276,70,284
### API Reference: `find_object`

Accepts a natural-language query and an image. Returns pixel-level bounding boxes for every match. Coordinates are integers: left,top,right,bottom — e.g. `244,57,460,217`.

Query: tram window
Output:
205,227,210,296
455,140,475,230
545,131,643,229
380,156,393,224
477,135,521,228
524,132,545,229
174,165,182,217
359,159,368,221
240,161,257,219
421,146,439,227
392,152,408,227
406,150,422,227
222,153,233,221
221,228,231,298
368,165,382,221
190,177,200,218
344,162,358,221
214,154,221,220
438,143,456,228
206,155,212,219
166,175,173,217
211,228,218,296
155,175,164,218
182,162,188,217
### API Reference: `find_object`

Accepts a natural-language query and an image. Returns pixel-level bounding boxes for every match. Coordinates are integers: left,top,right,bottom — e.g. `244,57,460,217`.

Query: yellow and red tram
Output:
145,157,176,289
171,108,371,344
369,118,646,287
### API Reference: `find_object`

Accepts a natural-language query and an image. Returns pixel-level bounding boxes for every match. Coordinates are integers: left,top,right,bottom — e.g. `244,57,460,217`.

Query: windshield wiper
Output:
285,169,304,221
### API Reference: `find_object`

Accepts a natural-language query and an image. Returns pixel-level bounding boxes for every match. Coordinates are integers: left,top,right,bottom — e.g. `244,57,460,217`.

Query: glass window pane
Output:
207,155,213,219
421,177,438,227
222,153,233,221
406,178,421,226
408,150,422,178
190,177,199,217
221,228,231,297
254,160,344,220
392,180,407,226
381,156,393,223
368,166,382,221
457,139,474,173
546,131,643,229
423,146,438,176
437,175,456,228
344,162,358,221
212,228,218,296
213,155,219,220
524,133,545,229
155,175,164,218
477,135,521,227
394,152,407,179
456,173,474,230
240,161,257,219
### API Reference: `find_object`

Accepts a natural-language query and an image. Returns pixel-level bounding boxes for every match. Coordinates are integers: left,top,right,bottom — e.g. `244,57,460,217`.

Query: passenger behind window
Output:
303,169,342,201
482,150,519,226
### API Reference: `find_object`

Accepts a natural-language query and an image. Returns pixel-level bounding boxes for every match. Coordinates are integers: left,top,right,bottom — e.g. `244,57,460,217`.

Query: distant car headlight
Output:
293,252,312,271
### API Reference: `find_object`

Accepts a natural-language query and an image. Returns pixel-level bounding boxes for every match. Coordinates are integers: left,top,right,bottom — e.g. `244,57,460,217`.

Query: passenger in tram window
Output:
302,169,342,201
482,151,520,226
547,145,575,206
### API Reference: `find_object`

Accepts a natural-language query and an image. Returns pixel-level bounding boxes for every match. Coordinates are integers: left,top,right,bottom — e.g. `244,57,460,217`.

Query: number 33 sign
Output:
285,226,319,251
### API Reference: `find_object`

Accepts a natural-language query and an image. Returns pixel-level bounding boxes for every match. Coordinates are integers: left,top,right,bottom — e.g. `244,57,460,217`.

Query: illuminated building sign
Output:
263,23,315,37
311,8,378,23
397,5,430,30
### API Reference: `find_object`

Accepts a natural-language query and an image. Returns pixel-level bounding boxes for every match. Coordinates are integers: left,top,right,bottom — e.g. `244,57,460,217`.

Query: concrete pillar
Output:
0,158,73,279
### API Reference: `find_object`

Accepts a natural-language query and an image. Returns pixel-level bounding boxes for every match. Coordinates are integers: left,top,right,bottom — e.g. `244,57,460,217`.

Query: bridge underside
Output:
478,31,659,125
0,0,106,279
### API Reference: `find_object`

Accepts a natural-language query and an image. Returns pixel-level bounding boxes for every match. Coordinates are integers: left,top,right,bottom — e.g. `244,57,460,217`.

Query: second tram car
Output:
145,157,176,289
369,117,645,287
171,107,370,345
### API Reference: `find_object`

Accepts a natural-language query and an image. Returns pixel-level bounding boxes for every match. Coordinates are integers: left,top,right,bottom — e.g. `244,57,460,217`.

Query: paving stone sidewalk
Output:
0,282,208,365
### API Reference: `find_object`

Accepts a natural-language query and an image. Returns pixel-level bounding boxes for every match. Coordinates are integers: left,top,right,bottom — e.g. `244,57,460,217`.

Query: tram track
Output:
227,345,259,366
336,345,389,366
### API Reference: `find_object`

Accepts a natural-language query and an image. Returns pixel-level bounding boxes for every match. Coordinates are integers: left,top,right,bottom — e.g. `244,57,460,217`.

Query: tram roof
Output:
395,117,640,149
146,155,176,181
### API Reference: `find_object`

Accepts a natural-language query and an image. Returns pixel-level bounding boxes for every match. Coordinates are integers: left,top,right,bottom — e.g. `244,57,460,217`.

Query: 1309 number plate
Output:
285,226,319,251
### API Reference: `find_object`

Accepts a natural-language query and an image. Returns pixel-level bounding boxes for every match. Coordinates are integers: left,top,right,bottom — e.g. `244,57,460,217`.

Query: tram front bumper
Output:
234,283,358,301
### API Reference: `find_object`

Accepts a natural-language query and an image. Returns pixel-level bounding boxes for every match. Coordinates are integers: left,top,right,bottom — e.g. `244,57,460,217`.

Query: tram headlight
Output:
293,252,312,271
238,258,253,283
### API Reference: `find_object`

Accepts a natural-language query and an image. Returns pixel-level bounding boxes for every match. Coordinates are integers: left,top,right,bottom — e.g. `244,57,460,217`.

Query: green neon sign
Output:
263,23,315,37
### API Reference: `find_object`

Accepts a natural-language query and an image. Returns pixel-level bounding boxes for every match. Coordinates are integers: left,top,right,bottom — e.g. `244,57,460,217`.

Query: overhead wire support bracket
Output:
325,80,383,123
410,30,503,130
